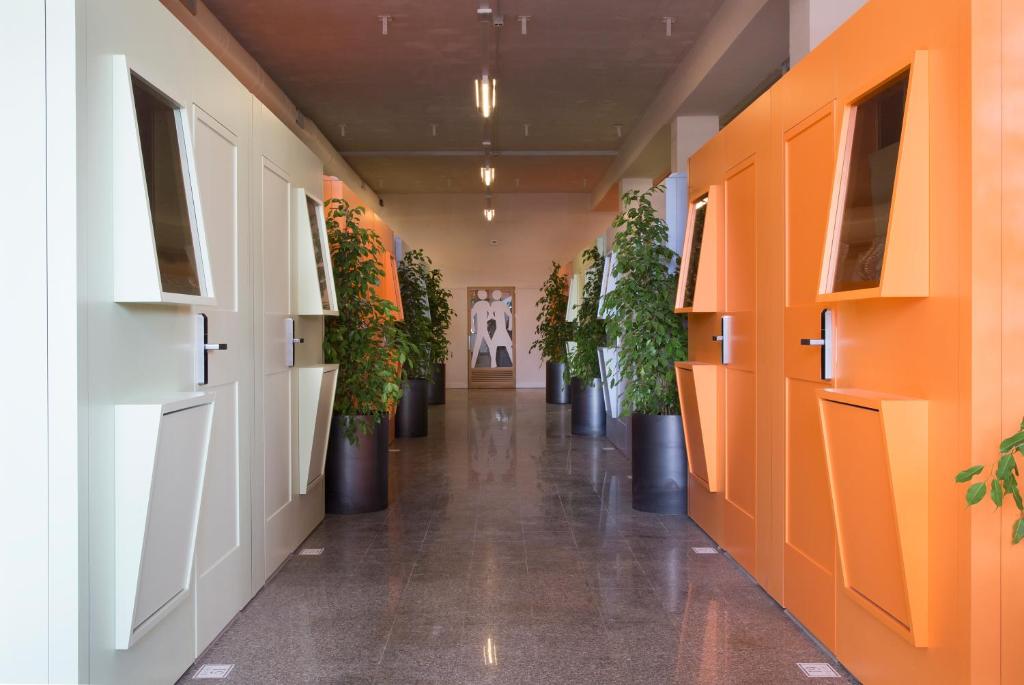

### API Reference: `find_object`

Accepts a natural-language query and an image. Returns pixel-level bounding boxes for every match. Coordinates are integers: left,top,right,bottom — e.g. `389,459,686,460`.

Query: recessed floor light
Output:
194,664,234,679
692,547,718,554
797,663,841,678
298,548,324,556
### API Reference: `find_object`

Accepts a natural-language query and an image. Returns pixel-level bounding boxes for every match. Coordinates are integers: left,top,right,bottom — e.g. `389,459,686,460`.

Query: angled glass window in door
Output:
682,194,709,308
829,71,909,292
131,73,203,296
305,195,332,310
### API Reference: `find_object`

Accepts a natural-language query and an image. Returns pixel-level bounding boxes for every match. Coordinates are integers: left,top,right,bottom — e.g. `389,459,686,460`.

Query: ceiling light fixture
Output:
480,164,495,187
474,74,497,118
663,17,674,37
483,196,495,221
518,15,530,35
378,15,391,35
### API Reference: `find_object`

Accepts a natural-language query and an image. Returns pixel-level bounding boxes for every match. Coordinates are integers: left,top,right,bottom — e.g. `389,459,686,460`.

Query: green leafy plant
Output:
604,186,688,416
397,249,434,380
424,260,453,367
956,418,1024,543
530,261,574,364
566,246,606,383
322,198,412,441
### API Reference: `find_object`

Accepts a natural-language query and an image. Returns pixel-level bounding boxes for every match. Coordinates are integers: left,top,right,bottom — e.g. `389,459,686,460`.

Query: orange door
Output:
779,99,839,649
719,154,758,575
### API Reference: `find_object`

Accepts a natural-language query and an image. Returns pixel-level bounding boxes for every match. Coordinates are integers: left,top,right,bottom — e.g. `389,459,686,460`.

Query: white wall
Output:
0,5,51,682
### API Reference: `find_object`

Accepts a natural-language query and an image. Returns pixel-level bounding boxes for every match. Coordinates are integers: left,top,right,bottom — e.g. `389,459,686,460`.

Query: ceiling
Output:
202,0,726,193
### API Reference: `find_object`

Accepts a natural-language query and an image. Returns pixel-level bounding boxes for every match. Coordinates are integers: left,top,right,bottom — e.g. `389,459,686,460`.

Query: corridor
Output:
180,390,851,684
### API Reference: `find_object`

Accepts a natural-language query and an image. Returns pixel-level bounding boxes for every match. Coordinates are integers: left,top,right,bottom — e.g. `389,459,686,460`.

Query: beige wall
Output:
386,193,613,388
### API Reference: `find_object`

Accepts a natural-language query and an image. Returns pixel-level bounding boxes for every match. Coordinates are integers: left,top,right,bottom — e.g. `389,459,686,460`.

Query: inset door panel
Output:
818,390,929,646
675,362,723,492
264,370,294,518
781,102,839,648
785,379,835,570
196,384,240,574
724,370,756,518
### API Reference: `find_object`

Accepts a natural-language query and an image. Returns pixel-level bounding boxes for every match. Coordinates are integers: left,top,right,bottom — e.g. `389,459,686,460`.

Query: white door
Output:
191,106,253,653
260,157,297,579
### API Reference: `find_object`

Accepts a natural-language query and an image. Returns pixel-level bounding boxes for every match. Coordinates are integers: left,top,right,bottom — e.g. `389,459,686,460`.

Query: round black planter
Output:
570,377,606,436
631,414,687,514
325,415,389,514
427,363,446,405
546,361,571,404
396,378,429,437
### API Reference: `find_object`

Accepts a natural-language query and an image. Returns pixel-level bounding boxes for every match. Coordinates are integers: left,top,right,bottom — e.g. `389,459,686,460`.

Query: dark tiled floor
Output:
180,389,853,684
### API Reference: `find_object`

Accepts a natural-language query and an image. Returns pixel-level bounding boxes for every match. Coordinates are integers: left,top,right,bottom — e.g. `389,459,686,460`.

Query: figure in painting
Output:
470,289,494,368
488,289,514,368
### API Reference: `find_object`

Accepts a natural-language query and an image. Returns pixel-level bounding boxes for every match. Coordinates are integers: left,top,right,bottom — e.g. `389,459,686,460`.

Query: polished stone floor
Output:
180,389,853,684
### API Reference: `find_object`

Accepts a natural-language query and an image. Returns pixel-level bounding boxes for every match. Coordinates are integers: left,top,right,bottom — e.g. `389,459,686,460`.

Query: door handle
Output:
800,309,833,381
711,315,732,365
285,317,303,368
195,313,228,385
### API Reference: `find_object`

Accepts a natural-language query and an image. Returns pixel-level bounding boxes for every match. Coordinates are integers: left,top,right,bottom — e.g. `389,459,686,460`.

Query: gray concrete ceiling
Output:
202,0,726,193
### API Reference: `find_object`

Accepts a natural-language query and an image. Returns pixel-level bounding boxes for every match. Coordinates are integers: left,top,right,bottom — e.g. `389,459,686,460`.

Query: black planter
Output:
427,363,446,405
396,378,428,437
631,414,687,514
571,377,606,436
325,415,389,514
546,361,571,404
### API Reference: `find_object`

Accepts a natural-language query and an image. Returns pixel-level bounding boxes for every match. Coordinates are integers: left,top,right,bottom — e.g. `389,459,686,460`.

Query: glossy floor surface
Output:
180,389,853,684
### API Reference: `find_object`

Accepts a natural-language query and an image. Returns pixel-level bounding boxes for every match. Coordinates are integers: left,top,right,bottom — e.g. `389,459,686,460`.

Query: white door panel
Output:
192,108,252,654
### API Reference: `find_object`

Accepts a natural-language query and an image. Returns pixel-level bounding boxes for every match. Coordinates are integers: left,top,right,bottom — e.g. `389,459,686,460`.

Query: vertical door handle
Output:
195,313,228,385
711,315,732,365
799,309,833,381
285,317,303,368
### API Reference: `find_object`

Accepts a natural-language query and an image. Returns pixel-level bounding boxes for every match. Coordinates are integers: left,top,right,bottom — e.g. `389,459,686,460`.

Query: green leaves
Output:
322,197,409,441
566,247,606,383
604,186,688,416
531,262,573,363
397,249,435,379
966,482,987,505
955,465,984,482
1014,518,1024,545
956,423,1024,544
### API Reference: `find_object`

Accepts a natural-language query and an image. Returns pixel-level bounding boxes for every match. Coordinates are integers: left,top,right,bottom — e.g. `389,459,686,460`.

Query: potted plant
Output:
322,198,412,514
604,186,689,514
396,249,434,437
531,261,574,404
567,246,607,436
424,259,453,405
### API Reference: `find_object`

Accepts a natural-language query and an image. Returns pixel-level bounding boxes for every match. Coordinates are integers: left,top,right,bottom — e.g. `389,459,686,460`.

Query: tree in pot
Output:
322,198,412,514
566,246,607,436
396,249,434,437
531,261,574,404
604,186,689,514
424,258,453,405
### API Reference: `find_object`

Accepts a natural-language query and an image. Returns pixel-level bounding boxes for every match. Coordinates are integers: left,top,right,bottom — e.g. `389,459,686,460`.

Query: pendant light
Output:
474,74,497,118
480,163,495,187
484,196,495,222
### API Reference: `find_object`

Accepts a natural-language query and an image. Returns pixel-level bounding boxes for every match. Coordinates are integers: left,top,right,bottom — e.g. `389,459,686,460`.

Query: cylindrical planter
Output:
325,414,389,514
571,377,606,436
546,361,571,404
631,414,687,515
427,363,446,405
396,378,428,437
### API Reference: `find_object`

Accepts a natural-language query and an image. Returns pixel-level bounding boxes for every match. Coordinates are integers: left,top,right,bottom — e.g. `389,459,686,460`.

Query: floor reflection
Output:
180,389,852,685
